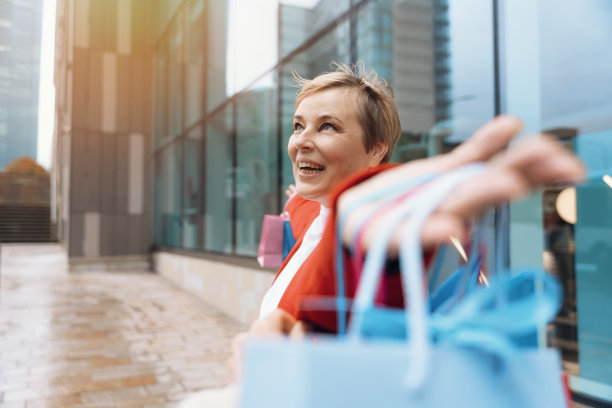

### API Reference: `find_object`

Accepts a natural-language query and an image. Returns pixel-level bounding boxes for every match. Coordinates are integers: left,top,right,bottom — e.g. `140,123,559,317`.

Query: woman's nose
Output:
292,128,315,151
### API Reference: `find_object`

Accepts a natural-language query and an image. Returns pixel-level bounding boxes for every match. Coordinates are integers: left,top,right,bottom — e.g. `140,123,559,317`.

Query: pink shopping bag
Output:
257,212,289,268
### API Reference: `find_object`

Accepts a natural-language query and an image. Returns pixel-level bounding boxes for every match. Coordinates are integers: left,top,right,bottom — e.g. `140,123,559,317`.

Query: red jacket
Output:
276,164,403,332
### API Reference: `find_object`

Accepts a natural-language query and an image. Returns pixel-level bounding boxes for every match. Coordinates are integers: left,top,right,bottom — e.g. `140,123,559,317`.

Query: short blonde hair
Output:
294,62,401,163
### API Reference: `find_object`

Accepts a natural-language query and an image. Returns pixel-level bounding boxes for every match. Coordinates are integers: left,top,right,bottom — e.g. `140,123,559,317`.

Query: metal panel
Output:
103,0,117,52
130,56,144,133
72,49,89,129
115,133,129,213
69,131,87,212
128,214,145,254
85,132,103,212
69,213,84,257
128,133,144,215
102,52,117,133
101,133,116,212
114,213,129,255
73,0,90,48
99,213,114,256
116,55,131,132
142,57,154,134
88,51,102,130
83,212,101,257
117,0,131,55
89,0,104,50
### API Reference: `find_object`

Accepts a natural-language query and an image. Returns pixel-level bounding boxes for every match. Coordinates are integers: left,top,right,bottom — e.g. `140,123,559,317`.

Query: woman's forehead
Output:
295,87,358,115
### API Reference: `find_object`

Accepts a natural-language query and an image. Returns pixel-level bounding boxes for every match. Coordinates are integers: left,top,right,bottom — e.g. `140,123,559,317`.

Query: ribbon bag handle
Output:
334,173,436,335
347,164,486,389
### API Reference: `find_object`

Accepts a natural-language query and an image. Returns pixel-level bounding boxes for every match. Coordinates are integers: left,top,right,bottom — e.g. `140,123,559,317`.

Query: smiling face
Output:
288,87,387,205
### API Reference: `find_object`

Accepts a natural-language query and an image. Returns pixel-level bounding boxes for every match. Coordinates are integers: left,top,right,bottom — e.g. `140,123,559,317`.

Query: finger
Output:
359,170,526,253
338,116,523,241
229,332,249,382
250,309,297,335
447,115,523,168
289,320,310,339
489,136,585,186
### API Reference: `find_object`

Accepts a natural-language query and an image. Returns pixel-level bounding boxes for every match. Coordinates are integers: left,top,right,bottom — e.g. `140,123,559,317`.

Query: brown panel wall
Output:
130,56,145,133
72,49,89,129
117,55,131,132
115,133,129,213
114,213,130,254
99,213,114,256
89,0,105,51
88,51,102,130
103,0,117,52
69,213,84,257
128,214,146,254
61,0,155,260
101,133,116,213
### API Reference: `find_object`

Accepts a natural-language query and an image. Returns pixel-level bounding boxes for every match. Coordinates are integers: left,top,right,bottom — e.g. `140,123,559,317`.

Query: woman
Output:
179,63,584,406
251,63,585,337
258,64,401,327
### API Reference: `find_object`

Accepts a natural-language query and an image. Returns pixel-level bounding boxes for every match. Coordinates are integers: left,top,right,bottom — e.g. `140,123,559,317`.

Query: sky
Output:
36,0,56,170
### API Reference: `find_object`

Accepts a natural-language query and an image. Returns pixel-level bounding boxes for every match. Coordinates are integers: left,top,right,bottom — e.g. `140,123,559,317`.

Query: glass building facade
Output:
151,0,612,403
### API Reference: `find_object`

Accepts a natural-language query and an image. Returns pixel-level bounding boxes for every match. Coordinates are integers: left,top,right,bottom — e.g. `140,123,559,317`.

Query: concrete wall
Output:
154,251,275,325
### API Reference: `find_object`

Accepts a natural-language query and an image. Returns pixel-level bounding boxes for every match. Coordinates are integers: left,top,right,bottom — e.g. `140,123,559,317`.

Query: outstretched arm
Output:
338,115,585,252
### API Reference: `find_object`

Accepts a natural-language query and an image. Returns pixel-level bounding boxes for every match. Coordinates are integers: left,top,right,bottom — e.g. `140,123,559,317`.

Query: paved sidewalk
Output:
0,244,246,408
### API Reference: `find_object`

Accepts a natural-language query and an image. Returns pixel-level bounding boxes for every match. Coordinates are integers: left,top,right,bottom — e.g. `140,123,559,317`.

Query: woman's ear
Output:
370,142,389,164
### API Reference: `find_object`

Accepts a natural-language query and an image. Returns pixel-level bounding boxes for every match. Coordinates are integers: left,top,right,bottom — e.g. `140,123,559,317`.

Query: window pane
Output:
183,127,202,250
168,13,184,139
185,0,204,127
503,0,612,400
206,0,229,111
154,37,169,150
235,74,279,256
356,0,494,163
205,105,234,253
162,143,182,247
279,0,351,58
280,19,351,192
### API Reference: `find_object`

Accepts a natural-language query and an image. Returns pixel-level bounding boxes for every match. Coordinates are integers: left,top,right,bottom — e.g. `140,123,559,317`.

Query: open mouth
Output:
297,161,325,174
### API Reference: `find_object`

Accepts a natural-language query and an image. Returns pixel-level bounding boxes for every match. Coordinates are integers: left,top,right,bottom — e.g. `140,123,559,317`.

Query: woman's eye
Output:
293,122,303,131
321,122,336,131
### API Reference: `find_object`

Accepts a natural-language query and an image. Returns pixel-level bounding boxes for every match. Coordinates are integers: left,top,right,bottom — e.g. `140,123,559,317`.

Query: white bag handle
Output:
348,163,486,390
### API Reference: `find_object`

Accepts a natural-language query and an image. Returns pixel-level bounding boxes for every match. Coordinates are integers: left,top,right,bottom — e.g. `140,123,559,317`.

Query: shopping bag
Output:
257,196,297,268
257,214,287,268
241,164,567,408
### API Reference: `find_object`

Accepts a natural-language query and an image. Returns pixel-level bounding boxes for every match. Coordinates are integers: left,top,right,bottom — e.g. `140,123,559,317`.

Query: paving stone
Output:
0,244,246,407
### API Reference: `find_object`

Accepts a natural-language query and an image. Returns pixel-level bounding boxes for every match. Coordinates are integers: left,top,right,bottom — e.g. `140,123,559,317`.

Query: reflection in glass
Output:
155,38,168,149
185,0,205,128
206,0,228,111
280,20,351,191
205,106,234,254
162,143,182,247
168,12,184,140
540,0,612,133
353,0,494,163
226,0,278,96
183,127,202,250
279,0,351,58
235,75,279,256
575,131,612,390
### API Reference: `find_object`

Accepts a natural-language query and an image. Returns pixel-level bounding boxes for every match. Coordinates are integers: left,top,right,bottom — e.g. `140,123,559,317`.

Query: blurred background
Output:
1,0,611,405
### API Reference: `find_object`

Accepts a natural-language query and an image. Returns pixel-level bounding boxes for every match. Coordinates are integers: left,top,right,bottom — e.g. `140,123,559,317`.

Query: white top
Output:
259,204,329,319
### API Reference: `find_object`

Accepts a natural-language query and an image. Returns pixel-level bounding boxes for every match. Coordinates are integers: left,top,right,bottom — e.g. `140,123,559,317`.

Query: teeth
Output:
297,161,324,170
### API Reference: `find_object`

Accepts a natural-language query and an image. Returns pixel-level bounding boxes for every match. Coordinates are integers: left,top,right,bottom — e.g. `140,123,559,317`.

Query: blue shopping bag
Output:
241,164,567,408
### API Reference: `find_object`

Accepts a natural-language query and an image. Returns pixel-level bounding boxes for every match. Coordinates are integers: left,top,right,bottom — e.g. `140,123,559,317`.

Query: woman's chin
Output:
295,186,326,204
